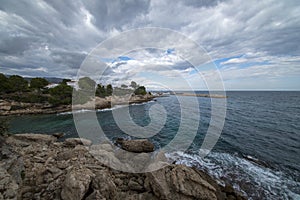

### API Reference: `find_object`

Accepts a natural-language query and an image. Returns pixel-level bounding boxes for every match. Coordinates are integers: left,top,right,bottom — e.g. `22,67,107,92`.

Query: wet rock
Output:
116,138,154,153
52,132,64,139
61,167,95,200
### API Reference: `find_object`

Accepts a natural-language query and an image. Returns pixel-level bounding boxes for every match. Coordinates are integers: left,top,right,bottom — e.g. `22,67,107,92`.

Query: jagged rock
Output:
12,133,57,144
90,149,132,171
0,100,11,111
145,164,217,200
92,170,117,199
61,167,95,200
85,190,105,200
90,143,114,152
116,138,155,153
0,167,19,200
128,178,144,191
52,132,64,139
0,134,245,200
64,138,92,147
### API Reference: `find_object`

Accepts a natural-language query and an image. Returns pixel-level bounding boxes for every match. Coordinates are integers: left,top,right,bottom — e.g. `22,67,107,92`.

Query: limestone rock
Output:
12,133,57,144
92,170,117,199
145,164,218,200
64,138,92,147
61,167,95,200
116,138,154,153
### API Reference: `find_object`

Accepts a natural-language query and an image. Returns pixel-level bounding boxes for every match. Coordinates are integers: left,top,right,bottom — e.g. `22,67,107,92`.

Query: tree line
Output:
0,73,148,106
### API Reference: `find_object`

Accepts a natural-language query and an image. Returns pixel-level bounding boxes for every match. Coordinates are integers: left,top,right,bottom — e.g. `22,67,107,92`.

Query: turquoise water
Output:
6,91,300,199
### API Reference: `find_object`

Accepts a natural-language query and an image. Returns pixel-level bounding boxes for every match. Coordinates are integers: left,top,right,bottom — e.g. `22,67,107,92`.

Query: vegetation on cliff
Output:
0,73,149,107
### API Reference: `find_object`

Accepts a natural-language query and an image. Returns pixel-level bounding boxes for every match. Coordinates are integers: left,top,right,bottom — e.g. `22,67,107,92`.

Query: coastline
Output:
173,92,227,98
0,133,245,200
0,94,156,116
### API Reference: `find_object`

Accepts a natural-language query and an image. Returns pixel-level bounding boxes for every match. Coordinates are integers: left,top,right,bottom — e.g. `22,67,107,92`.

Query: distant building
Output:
45,83,59,89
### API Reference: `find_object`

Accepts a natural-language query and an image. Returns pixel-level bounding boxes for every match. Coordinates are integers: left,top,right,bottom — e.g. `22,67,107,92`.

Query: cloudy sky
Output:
0,0,299,90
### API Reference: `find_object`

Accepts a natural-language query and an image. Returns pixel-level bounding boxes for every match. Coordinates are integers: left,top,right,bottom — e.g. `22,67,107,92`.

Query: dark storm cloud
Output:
82,0,150,30
0,0,299,84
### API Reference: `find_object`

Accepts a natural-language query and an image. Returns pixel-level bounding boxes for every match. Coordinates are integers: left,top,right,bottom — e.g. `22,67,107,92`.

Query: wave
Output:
130,100,156,106
165,151,300,200
57,109,94,115
57,101,154,115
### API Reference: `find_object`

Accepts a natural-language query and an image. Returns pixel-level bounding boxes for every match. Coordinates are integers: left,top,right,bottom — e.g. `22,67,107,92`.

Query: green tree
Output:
106,84,113,96
61,79,71,85
49,84,72,105
30,77,49,90
96,84,107,98
0,73,10,94
8,75,28,93
134,86,147,95
130,81,138,89
78,77,96,91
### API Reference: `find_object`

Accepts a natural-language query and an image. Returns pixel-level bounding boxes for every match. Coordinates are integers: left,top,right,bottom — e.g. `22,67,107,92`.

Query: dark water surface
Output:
7,91,300,199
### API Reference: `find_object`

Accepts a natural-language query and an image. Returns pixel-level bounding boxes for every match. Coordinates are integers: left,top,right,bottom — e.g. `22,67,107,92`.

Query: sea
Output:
6,91,300,200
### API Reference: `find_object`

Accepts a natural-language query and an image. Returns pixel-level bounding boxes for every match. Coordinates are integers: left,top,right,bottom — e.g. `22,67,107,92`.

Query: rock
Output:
52,132,64,139
0,134,245,200
128,178,144,191
61,167,95,200
85,190,105,200
116,138,155,153
92,170,117,199
90,143,114,152
64,138,92,147
90,149,132,171
0,100,11,111
0,136,24,185
0,167,19,200
145,164,217,200
131,153,151,171
12,133,57,144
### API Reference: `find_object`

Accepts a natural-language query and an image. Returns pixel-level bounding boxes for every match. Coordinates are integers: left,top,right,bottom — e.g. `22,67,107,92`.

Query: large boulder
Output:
91,170,117,199
61,167,95,200
144,164,218,200
116,138,155,153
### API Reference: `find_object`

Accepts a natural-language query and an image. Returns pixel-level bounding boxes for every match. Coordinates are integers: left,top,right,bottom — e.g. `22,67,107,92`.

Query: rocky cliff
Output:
0,134,245,200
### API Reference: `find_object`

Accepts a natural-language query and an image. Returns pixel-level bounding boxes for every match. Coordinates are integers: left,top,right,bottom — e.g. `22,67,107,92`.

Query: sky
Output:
0,0,300,90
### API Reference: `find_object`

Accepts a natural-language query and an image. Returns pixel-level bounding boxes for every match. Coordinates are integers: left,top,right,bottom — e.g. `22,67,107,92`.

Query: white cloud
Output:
0,0,299,89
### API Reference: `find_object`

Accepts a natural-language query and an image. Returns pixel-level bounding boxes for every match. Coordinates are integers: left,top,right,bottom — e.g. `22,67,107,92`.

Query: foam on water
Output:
166,151,300,200
57,109,93,115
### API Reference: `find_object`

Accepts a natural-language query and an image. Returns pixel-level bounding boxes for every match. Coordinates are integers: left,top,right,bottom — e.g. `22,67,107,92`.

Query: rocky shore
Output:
0,133,245,200
0,94,155,116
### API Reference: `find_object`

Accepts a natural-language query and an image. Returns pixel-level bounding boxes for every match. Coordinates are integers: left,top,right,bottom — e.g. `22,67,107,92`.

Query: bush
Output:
8,75,28,93
49,84,72,105
134,86,147,95
0,73,10,94
30,77,49,90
